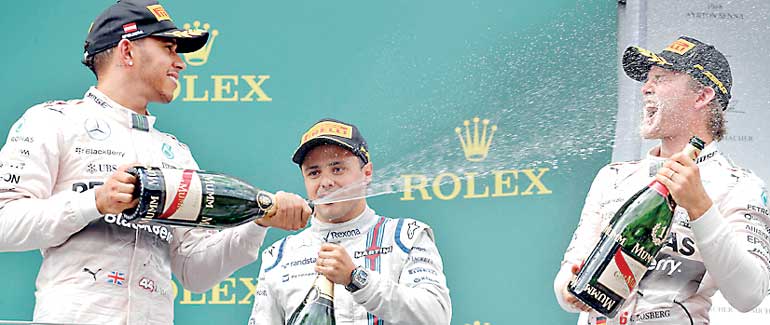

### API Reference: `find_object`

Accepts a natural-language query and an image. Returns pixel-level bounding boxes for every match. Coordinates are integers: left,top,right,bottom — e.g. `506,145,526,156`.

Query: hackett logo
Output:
172,21,272,103
400,117,552,201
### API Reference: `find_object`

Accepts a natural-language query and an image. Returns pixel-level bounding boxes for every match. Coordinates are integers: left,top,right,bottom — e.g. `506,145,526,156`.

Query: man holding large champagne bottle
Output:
554,36,770,324
0,1,311,324
248,118,452,324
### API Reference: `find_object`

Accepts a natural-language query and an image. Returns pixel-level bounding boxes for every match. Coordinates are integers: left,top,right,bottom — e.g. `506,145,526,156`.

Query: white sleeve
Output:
170,221,267,292
248,242,284,324
351,228,452,325
690,177,770,312
554,165,611,313
0,106,102,252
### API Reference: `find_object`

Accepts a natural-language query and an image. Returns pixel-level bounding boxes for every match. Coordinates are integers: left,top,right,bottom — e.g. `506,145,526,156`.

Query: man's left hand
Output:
315,243,356,285
655,152,712,220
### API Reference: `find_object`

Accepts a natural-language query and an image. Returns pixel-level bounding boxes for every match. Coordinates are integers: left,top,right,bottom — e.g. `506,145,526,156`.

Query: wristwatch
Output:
345,266,369,293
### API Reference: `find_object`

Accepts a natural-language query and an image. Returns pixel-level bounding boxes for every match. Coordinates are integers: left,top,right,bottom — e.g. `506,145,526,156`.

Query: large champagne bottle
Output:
122,167,310,228
568,136,705,317
287,274,336,325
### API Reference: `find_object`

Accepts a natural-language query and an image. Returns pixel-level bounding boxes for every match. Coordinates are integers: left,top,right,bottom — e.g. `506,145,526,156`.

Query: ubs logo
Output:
84,118,111,141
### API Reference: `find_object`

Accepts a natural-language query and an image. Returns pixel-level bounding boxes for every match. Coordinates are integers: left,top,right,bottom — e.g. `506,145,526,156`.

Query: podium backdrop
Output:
0,1,617,324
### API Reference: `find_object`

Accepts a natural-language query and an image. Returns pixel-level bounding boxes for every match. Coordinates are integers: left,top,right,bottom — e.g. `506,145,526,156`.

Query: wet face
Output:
639,66,700,139
300,144,372,223
133,37,185,103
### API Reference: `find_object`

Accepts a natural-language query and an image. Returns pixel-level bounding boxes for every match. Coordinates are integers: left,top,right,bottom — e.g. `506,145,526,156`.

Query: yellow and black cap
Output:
292,118,370,166
82,0,209,67
623,36,732,110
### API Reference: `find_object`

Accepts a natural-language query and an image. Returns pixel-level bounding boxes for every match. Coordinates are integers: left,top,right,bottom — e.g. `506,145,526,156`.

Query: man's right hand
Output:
563,262,593,312
95,164,139,215
255,191,311,231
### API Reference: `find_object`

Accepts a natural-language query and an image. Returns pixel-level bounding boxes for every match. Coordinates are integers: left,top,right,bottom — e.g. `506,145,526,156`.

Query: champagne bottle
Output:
122,167,312,228
568,136,705,317
287,274,336,325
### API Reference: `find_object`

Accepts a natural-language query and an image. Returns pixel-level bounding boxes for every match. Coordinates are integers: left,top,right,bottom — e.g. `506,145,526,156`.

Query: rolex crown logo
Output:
455,117,497,162
182,21,218,66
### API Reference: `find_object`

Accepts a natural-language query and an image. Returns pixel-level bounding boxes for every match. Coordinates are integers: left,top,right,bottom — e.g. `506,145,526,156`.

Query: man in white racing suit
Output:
0,1,311,324
554,36,770,324
248,118,452,324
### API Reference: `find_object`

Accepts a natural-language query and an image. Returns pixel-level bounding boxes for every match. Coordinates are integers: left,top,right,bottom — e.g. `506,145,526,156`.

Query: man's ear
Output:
116,38,135,67
362,162,373,184
694,85,716,111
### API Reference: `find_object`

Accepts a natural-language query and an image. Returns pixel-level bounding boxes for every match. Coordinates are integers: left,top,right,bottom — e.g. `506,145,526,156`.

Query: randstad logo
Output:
172,21,272,103
400,117,552,201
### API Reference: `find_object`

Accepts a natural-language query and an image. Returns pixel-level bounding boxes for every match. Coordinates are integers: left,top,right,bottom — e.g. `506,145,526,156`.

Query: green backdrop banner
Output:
0,1,617,324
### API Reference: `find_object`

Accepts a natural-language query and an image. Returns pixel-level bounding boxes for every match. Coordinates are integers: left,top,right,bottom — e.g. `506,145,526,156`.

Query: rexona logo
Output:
400,117,552,201
172,21,272,103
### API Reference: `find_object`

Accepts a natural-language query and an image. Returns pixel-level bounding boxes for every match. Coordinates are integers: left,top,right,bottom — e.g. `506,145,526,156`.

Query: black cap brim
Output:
292,136,358,165
622,46,677,82
153,29,209,53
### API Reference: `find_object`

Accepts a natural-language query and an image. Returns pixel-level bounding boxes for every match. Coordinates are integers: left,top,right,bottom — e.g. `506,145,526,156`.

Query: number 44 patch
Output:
139,277,156,292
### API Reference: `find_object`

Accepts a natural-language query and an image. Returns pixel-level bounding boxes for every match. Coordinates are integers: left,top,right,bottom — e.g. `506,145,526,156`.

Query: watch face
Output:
355,268,368,286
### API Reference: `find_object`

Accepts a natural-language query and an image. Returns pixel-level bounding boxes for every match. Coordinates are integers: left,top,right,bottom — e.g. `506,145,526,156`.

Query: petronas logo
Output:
455,117,497,162
182,21,219,66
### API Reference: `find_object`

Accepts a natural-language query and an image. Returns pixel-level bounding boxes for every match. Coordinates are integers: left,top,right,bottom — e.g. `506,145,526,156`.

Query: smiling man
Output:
554,36,770,324
248,118,452,324
0,1,310,324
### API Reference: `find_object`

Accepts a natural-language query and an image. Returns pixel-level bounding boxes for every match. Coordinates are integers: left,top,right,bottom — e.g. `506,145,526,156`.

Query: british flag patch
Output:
107,271,126,286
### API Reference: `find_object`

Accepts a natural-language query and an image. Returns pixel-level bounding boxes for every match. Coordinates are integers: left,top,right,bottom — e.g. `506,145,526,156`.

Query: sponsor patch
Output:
107,271,126,286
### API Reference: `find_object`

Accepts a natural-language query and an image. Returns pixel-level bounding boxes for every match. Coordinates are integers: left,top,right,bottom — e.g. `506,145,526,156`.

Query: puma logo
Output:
407,221,419,239
83,267,102,281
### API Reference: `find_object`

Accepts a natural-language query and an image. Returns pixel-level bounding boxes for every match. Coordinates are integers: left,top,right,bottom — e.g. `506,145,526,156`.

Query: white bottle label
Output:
597,248,648,298
158,169,202,222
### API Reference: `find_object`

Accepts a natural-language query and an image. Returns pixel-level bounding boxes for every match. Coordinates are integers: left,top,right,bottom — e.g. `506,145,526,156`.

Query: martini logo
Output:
400,117,552,201
172,21,272,103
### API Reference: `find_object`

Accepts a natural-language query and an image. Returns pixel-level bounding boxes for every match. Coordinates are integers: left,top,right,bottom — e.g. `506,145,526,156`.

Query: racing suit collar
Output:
310,206,378,242
645,141,718,164
84,86,158,131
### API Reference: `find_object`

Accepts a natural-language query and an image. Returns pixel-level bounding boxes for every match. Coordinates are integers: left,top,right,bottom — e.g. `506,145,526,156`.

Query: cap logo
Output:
636,47,670,66
163,29,206,38
147,4,172,21
359,146,370,162
301,121,353,145
123,22,138,34
693,64,728,95
665,39,696,55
